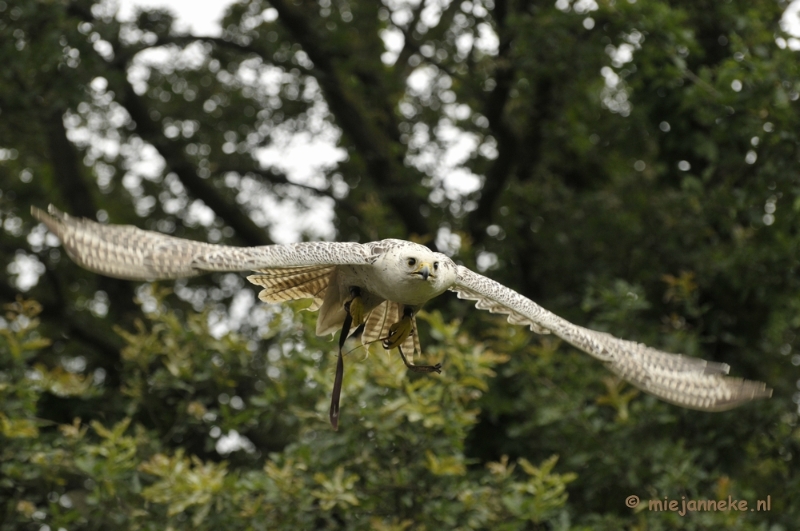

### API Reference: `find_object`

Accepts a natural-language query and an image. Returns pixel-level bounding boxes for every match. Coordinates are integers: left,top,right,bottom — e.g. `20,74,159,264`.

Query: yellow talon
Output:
383,315,413,350
348,295,365,327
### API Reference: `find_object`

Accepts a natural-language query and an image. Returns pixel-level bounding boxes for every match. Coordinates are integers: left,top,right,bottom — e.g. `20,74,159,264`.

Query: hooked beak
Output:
415,262,433,281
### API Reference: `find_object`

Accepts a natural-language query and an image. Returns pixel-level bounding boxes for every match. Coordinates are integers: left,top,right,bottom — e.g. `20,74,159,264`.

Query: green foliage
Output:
1,298,579,529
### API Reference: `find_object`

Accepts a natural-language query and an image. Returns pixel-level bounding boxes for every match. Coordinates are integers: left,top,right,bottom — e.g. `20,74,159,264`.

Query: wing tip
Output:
31,204,50,223
746,380,773,401
706,379,773,411
682,376,772,412
31,203,65,218
734,378,773,401
31,204,69,237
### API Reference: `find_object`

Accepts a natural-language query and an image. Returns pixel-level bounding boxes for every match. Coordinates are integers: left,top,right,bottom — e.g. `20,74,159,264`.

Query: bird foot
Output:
397,345,442,374
382,314,413,350
345,290,365,328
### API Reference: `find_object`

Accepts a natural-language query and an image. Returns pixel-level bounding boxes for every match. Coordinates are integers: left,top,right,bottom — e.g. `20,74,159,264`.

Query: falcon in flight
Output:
32,205,771,429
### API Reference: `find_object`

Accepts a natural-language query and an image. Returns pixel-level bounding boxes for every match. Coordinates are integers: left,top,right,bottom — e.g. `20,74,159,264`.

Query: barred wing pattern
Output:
31,206,371,281
452,266,772,411
248,265,336,311
248,268,420,358
361,301,420,361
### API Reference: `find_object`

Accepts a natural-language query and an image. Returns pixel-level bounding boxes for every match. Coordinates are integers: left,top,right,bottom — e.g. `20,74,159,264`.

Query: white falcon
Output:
32,205,772,429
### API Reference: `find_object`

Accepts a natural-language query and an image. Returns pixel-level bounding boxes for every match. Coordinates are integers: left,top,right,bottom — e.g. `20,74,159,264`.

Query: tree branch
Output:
393,1,465,85
467,0,518,242
65,1,272,246
268,0,433,240
44,108,96,219
218,167,336,198
394,0,429,73
117,81,273,245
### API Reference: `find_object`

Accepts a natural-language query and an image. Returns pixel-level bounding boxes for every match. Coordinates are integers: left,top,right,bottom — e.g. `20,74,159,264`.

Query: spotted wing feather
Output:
452,265,771,411
32,205,370,281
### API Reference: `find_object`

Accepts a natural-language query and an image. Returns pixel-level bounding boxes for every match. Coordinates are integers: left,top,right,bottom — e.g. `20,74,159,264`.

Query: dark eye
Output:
407,258,416,267
433,262,439,270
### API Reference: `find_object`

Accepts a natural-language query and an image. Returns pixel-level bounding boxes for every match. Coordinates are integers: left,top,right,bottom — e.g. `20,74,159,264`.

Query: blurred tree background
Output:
1,0,799,528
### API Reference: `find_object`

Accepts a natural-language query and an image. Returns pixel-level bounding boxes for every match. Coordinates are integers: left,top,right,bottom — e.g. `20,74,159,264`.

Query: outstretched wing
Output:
452,265,771,411
32,205,371,280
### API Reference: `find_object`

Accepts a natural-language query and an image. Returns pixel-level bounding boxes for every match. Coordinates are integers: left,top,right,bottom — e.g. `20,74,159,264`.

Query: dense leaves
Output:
1,297,575,529
2,0,799,529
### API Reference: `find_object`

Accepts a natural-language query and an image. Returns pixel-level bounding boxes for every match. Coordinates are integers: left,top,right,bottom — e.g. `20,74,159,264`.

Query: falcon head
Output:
403,253,438,282
373,241,456,304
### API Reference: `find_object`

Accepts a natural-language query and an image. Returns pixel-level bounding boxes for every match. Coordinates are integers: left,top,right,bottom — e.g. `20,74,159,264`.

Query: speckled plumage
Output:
32,205,771,412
